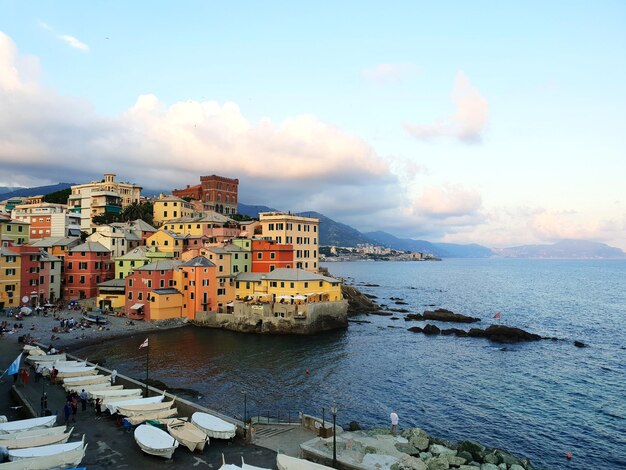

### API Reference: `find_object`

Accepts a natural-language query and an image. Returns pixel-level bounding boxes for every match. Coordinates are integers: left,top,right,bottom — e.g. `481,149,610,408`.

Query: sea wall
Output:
193,300,348,334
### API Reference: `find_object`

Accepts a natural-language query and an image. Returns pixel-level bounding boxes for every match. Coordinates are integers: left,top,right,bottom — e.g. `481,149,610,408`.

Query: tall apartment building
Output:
172,175,239,215
152,194,196,227
259,212,319,272
12,203,81,239
68,173,142,230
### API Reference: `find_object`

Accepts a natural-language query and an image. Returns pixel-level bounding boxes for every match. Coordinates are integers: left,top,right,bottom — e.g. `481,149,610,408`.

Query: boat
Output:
123,408,178,426
52,360,87,367
0,416,57,434
56,369,98,379
277,454,335,470
55,365,97,373
166,419,209,452
89,388,143,400
27,353,66,363
191,412,236,439
6,437,86,468
105,395,164,414
242,457,272,470
0,426,67,439
115,400,174,417
65,383,120,393
82,312,108,324
0,430,72,449
63,375,109,387
133,424,178,459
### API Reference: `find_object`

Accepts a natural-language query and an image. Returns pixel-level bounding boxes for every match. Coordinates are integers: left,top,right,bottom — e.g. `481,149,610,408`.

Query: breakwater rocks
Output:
342,285,382,316
394,427,540,470
406,308,481,323
408,324,542,344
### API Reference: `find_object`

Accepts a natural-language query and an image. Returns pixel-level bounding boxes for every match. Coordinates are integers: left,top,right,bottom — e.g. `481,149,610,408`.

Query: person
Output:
50,366,58,384
63,401,72,425
111,369,117,385
22,368,29,386
95,398,102,417
79,389,88,411
390,410,399,436
41,393,48,412
71,395,78,422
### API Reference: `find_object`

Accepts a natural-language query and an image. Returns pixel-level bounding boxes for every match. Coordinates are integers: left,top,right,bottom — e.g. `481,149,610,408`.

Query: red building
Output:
11,245,49,306
172,175,239,215
64,242,114,300
251,239,294,273
124,260,181,320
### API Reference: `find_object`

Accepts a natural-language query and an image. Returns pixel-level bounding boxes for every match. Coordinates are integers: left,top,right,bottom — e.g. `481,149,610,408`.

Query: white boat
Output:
242,457,272,470
123,408,178,426
167,419,209,452
191,412,237,439
8,435,84,461
64,383,121,393
27,353,66,363
57,370,98,379
277,454,335,470
63,374,109,386
105,395,164,414
134,424,178,459
53,363,91,372
0,425,67,439
53,360,87,367
0,416,57,434
89,388,143,400
0,416,6,423
115,400,174,417
0,431,72,449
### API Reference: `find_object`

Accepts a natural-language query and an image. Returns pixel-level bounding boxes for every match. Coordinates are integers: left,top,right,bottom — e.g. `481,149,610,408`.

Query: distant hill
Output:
433,242,494,258
298,211,374,247
0,183,74,199
238,203,277,218
0,186,26,195
365,231,493,257
495,240,626,259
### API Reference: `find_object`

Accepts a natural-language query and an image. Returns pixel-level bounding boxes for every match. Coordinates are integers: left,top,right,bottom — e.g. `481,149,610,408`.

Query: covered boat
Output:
56,369,98,379
277,454,335,470
54,365,95,373
64,383,121,393
63,374,109,387
0,430,72,449
123,408,178,426
7,435,84,461
167,419,209,452
27,353,66,363
105,395,164,415
89,388,143,400
52,360,87,367
0,425,67,439
134,424,178,459
115,400,174,417
0,415,57,434
82,312,108,324
191,412,236,440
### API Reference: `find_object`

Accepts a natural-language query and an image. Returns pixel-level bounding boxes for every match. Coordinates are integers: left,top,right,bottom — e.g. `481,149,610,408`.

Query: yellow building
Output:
150,288,184,320
161,212,239,241
235,268,342,303
152,194,196,227
96,278,126,311
145,229,186,258
259,212,319,272
0,247,21,310
0,217,30,245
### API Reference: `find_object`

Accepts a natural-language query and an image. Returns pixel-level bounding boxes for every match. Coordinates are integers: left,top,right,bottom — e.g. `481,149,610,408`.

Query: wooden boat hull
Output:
0,431,71,449
90,389,142,400
115,400,174,417
63,375,109,387
2,443,87,469
134,425,178,459
27,353,66,363
0,426,68,440
8,436,84,460
0,416,57,434
105,395,165,415
123,408,178,425
167,420,208,452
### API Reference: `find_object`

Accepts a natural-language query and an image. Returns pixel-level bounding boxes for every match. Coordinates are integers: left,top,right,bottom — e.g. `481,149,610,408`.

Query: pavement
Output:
0,341,287,469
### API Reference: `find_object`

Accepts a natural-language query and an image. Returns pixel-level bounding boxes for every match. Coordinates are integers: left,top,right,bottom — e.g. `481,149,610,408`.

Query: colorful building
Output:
124,260,182,320
114,246,174,280
259,212,319,272
0,217,30,246
172,175,239,215
12,203,81,239
152,195,196,227
145,229,186,259
161,212,240,242
178,256,218,319
87,225,142,258
251,239,294,273
64,242,114,299
0,247,21,310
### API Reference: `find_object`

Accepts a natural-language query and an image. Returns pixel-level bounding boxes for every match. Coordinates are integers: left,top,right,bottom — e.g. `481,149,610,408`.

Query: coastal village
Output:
0,173,349,334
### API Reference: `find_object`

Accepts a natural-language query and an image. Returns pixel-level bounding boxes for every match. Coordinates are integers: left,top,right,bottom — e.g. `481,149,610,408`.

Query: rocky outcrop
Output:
342,285,381,316
423,308,480,323
409,323,544,344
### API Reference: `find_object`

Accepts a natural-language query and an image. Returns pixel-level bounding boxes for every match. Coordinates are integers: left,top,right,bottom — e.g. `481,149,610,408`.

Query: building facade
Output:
12,203,81,239
64,242,114,299
172,175,239,215
0,247,21,310
152,195,196,227
259,212,319,272
251,239,294,273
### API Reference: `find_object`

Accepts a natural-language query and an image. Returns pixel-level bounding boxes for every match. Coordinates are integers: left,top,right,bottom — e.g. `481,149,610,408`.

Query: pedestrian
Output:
79,389,88,411
22,368,29,386
390,410,399,436
63,401,72,425
35,363,43,383
71,396,78,422
40,393,48,413
95,398,102,417
50,366,58,384
111,369,117,385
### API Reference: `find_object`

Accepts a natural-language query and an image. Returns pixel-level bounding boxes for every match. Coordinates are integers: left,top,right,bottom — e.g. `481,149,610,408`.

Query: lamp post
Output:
241,390,247,437
331,402,338,468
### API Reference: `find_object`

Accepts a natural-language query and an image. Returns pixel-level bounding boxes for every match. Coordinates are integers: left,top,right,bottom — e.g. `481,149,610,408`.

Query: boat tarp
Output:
105,395,164,414
0,415,57,434
276,454,335,470
134,425,178,459
115,400,174,416
89,388,142,399
2,443,86,469
122,408,178,425
55,365,96,373
0,431,71,449
27,353,66,363
8,437,84,459
167,420,208,452
57,370,98,379
191,412,236,439
66,384,121,393
63,375,108,386
0,426,68,440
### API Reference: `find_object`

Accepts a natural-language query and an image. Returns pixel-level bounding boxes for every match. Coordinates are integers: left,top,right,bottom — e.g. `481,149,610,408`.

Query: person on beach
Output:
50,366,58,384
95,398,102,417
63,401,72,425
390,410,399,436
71,396,78,422
22,368,29,386
79,389,88,411
40,393,48,412
111,369,117,385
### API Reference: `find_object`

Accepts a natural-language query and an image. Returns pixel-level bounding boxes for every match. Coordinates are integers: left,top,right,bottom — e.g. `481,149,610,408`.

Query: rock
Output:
395,301,409,305
396,455,428,470
342,285,381,315
459,466,481,470
423,308,480,323
411,436,430,451
390,308,411,313
395,443,420,456
429,444,457,456
495,450,523,467
408,327,424,334
364,294,378,299
446,455,467,466
441,328,468,336
348,421,361,431
423,324,441,335
406,313,425,321
480,464,499,470
427,457,450,470
483,453,500,465
574,340,586,348
510,465,525,470
497,464,507,470
458,451,473,463
483,325,542,343
370,311,394,316
391,317,401,320
467,328,486,338
457,441,485,462
420,452,433,460
430,437,458,450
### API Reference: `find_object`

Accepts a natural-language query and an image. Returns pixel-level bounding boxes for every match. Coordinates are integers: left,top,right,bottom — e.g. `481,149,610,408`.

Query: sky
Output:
1,1,625,249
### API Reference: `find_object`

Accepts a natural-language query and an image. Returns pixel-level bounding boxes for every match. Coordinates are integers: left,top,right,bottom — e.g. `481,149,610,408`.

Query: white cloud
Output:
362,63,417,84
59,35,89,52
413,184,482,218
405,71,489,143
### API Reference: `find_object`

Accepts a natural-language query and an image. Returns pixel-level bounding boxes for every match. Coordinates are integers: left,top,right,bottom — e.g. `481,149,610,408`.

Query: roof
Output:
39,251,61,262
135,260,182,271
69,242,111,253
30,237,81,248
222,244,246,252
236,268,340,283
116,246,149,260
153,288,181,295
0,247,17,256
97,278,126,288
164,211,233,225
180,256,216,268
204,246,229,254
160,229,187,240
129,219,157,232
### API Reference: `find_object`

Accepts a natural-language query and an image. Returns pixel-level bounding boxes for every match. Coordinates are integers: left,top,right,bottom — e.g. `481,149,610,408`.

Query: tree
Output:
121,202,154,225
43,188,71,204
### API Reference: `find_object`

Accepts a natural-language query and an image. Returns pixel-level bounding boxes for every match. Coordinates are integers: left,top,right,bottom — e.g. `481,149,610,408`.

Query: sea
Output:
76,259,626,469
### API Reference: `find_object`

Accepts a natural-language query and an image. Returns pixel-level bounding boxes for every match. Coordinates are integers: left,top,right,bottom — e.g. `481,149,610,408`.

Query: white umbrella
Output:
20,307,32,315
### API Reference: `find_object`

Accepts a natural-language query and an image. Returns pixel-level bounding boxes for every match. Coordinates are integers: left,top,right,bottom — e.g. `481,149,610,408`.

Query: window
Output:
79,262,87,270
147,280,152,288
290,282,295,288
129,279,134,287
246,282,250,289
79,276,85,284
270,252,276,259
5,268,15,275
319,281,323,287
219,265,223,272
236,282,240,289
138,292,143,300
217,288,226,296
68,275,74,283
128,292,133,300
160,279,165,288
257,253,262,260
270,281,277,287
190,292,194,300
270,265,275,271
202,279,209,286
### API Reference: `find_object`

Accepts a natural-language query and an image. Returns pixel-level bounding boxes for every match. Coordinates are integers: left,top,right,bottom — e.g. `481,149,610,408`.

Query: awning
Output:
68,228,81,236
130,303,144,310
226,302,234,307
293,295,307,300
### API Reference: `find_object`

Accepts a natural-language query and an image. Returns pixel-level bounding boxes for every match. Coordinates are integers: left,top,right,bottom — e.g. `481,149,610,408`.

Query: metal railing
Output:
245,409,303,426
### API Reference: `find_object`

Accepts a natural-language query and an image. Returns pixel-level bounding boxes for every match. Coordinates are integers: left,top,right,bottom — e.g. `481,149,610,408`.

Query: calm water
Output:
77,259,626,469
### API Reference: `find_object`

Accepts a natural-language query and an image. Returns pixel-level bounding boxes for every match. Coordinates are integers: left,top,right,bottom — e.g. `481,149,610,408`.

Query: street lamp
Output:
241,390,247,438
331,402,338,468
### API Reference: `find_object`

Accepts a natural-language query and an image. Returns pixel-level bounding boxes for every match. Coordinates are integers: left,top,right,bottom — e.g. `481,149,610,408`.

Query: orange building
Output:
178,256,218,319
172,175,239,215
251,239,294,273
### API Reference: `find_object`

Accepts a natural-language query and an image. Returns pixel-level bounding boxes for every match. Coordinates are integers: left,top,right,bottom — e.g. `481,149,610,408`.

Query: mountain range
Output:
2,184,624,258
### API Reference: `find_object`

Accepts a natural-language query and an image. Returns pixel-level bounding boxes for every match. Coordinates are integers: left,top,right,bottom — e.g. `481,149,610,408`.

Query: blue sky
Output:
1,1,625,249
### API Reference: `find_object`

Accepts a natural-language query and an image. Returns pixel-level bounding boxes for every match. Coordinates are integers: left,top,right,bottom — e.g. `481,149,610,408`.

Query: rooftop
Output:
69,242,111,253
135,260,182,271
236,268,339,283
180,256,216,268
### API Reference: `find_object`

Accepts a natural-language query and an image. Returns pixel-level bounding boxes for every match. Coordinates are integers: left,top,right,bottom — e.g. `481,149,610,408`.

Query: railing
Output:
245,409,303,426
